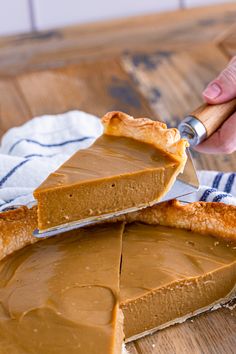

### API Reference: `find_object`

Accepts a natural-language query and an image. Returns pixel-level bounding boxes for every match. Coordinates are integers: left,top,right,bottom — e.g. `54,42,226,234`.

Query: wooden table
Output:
0,3,235,353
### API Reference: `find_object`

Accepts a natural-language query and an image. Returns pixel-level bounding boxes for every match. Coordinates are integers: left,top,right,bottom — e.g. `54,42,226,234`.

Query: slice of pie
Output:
0,219,124,354
0,200,235,351
33,111,188,232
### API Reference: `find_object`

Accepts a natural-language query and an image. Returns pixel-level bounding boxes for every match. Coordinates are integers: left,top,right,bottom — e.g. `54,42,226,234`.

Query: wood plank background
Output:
0,3,235,354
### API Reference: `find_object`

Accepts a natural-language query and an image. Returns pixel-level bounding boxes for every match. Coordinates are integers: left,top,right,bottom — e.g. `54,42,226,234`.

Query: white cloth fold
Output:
0,110,235,211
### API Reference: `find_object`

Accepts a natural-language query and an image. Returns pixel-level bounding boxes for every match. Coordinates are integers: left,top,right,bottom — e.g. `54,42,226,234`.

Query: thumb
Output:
203,56,236,104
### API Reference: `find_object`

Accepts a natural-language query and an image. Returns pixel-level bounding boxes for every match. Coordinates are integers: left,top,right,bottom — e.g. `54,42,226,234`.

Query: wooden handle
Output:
191,98,236,137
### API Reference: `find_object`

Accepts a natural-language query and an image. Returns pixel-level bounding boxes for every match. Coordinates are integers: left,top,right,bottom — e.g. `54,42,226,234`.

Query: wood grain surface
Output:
0,3,235,354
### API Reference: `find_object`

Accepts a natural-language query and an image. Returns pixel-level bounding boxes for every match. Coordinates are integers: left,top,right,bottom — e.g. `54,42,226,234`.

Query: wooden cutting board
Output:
0,4,235,353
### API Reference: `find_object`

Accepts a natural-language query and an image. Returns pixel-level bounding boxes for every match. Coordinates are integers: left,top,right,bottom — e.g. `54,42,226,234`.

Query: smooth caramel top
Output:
120,223,236,302
35,135,178,192
0,223,123,354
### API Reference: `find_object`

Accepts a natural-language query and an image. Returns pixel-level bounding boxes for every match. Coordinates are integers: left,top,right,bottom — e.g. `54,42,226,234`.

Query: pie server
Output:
33,99,236,238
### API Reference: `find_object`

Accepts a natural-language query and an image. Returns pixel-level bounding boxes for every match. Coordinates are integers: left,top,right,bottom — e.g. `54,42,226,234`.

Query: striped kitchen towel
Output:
0,110,235,212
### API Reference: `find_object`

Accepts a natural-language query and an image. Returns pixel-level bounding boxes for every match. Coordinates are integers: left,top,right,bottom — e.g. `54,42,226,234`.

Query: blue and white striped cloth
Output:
0,110,235,212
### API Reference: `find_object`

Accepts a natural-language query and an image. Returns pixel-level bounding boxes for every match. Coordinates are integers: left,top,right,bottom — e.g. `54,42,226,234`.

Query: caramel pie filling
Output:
34,135,181,231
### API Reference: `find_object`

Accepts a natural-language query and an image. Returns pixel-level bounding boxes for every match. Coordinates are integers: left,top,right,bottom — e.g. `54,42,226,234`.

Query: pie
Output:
0,200,235,351
33,111,188,232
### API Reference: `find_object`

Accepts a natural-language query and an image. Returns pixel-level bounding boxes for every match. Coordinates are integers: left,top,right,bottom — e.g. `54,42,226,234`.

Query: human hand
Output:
194,56,236,154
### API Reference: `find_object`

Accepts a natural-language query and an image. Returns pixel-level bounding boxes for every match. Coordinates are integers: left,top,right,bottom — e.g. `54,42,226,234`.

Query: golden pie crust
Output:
0,200,235,262
102,111,189,163
113,199,236,241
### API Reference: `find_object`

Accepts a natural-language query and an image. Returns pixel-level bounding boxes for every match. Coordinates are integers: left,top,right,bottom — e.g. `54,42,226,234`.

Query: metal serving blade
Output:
160,149,199,202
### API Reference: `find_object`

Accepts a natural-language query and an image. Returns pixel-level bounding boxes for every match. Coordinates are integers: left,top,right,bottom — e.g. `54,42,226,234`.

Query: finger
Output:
194,111,236,154
203,56,236,104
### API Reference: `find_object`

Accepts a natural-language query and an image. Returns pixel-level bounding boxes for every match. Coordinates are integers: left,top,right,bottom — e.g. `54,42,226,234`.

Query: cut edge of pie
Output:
125,290,236,343
102,111,189,165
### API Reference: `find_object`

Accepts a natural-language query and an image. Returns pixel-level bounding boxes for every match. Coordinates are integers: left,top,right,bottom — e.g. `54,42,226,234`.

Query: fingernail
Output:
203,83,222,99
